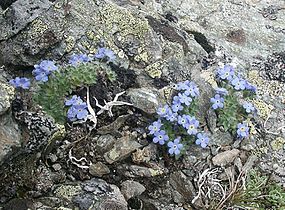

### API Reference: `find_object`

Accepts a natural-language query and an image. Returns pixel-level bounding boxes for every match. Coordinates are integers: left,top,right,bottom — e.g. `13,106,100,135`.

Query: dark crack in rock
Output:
146,16,189,53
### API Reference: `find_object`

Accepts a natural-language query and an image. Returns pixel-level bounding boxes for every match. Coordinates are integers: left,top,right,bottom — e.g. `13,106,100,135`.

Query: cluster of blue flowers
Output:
211,64,257,139
9,47,116,90
65,95,89,121
9,60,58,89
9,77,31,89
148,80,210,156
68,47,116,67
33,60,58,82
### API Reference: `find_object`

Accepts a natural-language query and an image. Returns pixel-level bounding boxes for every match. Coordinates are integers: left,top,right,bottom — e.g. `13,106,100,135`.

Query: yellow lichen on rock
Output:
145,61,164,78
250,99,274,120
247,70,285,99
99,3,150,38
65,36,76,52
54,185,82,201
271,137,285,151
25,19,49,40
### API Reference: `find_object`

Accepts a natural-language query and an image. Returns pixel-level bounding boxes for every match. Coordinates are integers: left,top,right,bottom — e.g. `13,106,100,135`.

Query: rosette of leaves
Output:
231,170,285,209
33,61,114,123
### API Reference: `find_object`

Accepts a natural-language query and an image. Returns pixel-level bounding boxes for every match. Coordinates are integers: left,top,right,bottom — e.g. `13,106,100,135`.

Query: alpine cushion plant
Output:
31,47,116,123
211,64,257,139
148,80,210,158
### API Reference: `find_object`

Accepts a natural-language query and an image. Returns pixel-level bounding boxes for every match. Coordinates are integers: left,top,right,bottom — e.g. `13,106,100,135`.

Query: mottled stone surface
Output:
0,82,14,115
120,180,146,200
104,133,142,164
0,112,21,164
212,149,240,166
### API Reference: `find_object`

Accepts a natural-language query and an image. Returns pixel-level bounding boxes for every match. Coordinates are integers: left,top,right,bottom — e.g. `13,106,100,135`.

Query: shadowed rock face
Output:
0,0,17,10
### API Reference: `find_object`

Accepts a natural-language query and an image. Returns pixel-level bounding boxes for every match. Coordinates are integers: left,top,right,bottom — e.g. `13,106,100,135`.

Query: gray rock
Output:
0,112,21,164
89,162,110,177
131,144,157,164
212,149,240,166
52,163,62,171
169,171,196,204
95,134,116,154
104,133,142,164
127,88,160,114
97,114,131,135
159,0,285,63
120,180,146,200
119,164,166,178
77,178,128,210
0,0,52,41
209,130,233,147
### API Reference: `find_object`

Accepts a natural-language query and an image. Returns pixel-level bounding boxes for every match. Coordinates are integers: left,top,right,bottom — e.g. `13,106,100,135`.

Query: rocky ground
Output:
0,0,284,209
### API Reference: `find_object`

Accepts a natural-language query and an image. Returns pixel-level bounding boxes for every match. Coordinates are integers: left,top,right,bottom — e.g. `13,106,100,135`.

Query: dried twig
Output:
94,91,132,117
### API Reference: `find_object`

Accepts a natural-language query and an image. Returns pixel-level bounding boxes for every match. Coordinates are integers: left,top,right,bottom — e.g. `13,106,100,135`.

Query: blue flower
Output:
231,77,246,90
9,77,31,89
65,95,83,106
37,60,58,72
184,82,199,97
33,67,49,82
178,93,192,106
195,133,209,148
74,103,89,120
243,102,255,113
33,60,58,82
153,130,169,145
215,87,228,96
165,111,178,122
148,120,162,134
177,114,190,127
176,80,190,90
244,81,256,92
185,116,199,135
167,137,183,155
157,105,170,117
94,47,116,61
237,122,249,138
171,100,183,112
67,106,77,121
217,65,235,81
210,94,224,109
69,54,90,66
67,102,88,121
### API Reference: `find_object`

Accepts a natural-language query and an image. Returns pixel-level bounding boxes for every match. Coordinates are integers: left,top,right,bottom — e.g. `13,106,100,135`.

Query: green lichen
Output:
99,3,150,39
54,185,82,201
